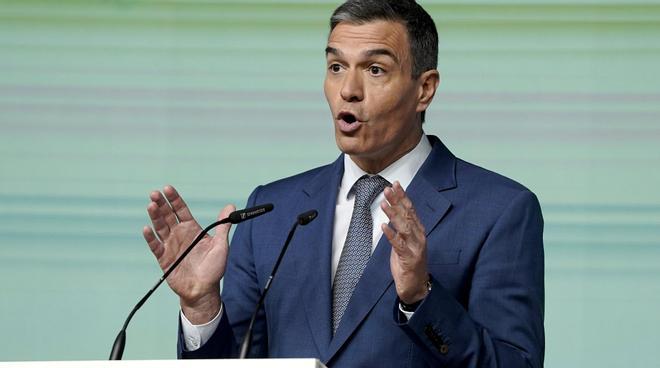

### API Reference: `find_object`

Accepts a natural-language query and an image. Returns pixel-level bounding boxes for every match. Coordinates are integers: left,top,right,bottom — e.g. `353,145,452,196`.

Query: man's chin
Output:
335,134,362,155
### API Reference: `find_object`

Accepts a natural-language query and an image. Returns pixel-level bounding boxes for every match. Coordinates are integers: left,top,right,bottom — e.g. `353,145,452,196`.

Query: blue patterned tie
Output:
332,174,390,333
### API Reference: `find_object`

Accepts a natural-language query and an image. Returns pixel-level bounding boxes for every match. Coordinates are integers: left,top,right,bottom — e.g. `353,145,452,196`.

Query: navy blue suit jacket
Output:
179,136,545,367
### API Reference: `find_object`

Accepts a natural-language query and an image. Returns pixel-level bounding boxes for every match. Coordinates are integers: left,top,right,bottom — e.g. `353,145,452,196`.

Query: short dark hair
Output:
330,0,438,79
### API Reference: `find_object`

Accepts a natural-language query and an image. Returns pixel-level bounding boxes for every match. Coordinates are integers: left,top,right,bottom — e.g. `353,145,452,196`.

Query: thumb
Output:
215,204,236,240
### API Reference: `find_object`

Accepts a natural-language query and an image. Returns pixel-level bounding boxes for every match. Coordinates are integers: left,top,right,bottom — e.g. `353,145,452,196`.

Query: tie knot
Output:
352,175,390,209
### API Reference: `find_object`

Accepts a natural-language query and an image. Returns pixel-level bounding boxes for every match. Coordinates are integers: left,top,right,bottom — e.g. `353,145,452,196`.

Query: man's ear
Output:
416,69,440,113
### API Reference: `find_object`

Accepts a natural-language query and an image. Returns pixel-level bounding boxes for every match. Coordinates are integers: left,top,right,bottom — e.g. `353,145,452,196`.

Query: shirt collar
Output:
339,134,433,200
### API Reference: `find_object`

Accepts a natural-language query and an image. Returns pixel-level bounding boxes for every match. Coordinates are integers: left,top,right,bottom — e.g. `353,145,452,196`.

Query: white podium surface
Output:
0,359,326,368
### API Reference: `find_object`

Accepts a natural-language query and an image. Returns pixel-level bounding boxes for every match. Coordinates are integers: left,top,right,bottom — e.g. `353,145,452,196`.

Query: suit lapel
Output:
324,135,456,361
406,136,456,237
298,156,344,359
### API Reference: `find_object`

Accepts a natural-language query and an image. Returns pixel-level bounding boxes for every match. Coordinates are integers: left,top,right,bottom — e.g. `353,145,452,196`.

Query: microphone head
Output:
229,203,274,224
297,210,318,226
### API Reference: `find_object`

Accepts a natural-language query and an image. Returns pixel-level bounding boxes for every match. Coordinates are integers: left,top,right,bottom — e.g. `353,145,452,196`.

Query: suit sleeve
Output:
397,190,545,367
178,186,268,359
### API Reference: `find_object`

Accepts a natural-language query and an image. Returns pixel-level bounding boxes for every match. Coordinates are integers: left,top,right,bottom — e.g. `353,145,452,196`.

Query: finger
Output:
143,226,164,259
383,185,400,207
386,181,414,211
381,199,427,256
208,204,236,255
383,183,422,224
150,190,178,228
147,201,171,241
383,187,409,222
396,188,415,212
381,222,397,245
214,204,235,236
381,189,406,217
381,223,410,257
391,181,406,202
163,185,195,223
380,199,413,236
380,200,402,233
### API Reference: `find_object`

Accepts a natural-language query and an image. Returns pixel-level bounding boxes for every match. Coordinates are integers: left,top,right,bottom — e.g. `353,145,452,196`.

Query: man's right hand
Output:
142,185,234,324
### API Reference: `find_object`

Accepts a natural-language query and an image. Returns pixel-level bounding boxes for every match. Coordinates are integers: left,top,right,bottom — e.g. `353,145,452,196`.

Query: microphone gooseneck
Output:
109,203,274,360
239,209,318,359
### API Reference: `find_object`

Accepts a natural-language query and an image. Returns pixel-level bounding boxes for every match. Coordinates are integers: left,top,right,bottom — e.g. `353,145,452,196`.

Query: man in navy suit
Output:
143,1,544,367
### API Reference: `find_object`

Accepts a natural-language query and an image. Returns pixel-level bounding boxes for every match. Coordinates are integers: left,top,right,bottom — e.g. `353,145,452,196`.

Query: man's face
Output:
324,20,423,173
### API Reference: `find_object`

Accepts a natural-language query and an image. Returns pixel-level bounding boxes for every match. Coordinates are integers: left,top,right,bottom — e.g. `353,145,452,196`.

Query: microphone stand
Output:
239,210,317,359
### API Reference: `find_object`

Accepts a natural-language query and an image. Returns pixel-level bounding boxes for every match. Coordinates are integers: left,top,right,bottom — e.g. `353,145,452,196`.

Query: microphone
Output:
239,209,318,359
109,203,274,360
230,204,274,224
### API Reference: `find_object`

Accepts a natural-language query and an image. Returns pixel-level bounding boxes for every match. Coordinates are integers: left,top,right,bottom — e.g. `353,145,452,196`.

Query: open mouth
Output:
338,112,358,124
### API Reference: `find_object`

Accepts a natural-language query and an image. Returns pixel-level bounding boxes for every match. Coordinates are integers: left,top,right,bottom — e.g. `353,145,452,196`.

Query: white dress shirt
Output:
181,134,433,351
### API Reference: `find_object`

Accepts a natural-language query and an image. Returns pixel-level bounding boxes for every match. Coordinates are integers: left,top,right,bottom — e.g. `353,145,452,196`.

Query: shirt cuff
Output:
179,305,223,352
398,302,415,321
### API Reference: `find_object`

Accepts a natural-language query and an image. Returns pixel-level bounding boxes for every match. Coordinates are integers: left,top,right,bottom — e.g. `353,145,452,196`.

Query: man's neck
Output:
349,131,424,174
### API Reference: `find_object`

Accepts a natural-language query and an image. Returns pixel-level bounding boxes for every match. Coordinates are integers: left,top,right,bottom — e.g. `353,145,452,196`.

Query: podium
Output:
0,359,326,368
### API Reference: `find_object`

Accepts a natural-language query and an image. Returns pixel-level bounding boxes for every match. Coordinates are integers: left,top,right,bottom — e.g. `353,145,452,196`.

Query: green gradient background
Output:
1,0,659,366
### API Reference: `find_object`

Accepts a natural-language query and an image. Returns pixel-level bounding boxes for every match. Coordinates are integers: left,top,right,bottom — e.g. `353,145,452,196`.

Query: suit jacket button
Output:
439,344,449,355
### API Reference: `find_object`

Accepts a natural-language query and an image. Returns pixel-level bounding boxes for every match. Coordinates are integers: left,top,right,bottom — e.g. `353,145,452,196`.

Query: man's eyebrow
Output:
364,48,399,64
325,46,399,64
325,46,342,57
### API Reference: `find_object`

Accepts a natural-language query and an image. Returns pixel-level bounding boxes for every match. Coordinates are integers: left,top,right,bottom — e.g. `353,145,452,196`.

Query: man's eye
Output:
329,64,342,73
369,66,384,76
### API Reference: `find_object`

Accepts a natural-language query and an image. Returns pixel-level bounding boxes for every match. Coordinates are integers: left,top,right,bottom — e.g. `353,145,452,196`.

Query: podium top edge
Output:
0,359,326,368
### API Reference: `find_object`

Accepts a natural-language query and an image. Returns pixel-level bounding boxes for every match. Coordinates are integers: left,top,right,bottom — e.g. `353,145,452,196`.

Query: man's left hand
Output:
380,181,430,305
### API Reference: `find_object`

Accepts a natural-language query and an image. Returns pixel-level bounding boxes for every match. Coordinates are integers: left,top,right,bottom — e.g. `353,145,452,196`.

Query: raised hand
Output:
142,185,234,324
380,181,430,305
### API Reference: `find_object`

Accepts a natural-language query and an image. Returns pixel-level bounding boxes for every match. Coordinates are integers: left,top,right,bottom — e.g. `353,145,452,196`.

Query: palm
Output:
161,221,227,298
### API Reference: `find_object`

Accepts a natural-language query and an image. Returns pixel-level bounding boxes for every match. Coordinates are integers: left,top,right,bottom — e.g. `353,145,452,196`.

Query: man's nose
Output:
340,69,364,102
